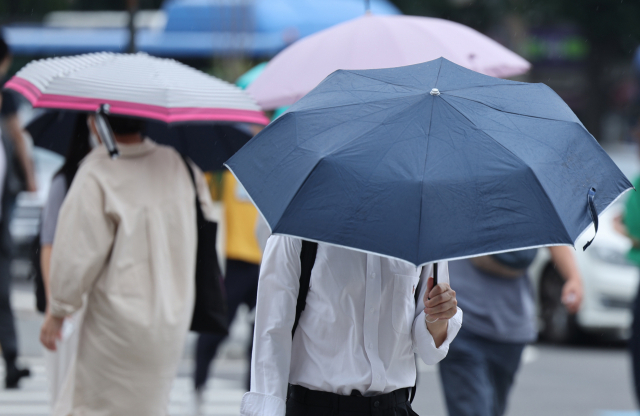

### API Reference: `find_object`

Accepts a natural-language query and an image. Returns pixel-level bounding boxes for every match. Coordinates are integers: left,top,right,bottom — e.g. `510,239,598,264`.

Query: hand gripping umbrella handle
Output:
583,188,598,251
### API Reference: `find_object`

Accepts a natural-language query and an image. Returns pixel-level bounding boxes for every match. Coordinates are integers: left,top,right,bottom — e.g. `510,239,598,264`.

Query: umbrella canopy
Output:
144,122,252,172
236,63,289,120
247,14,531,110
226,58,632,266
25,110,252,172
24,110,76,156
5,52,269,125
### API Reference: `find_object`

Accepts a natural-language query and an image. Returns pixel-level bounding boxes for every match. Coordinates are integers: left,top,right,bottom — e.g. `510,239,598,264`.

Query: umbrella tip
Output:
430,88,441,96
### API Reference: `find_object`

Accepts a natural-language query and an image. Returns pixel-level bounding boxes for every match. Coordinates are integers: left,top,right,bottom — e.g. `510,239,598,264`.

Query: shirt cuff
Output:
241,392,286,416
412,307,463,365
48,299,77,318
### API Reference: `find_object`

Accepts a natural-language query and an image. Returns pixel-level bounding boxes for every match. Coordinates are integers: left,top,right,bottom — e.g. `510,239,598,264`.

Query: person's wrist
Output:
564,274,582,284
426,314,449,328
425,317,448,339
565,275,582,287
47,309,66,321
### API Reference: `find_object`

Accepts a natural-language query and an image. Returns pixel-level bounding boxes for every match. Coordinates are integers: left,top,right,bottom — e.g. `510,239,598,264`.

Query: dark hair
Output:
0,37,9,63
105,114,145,135
55,114,91,187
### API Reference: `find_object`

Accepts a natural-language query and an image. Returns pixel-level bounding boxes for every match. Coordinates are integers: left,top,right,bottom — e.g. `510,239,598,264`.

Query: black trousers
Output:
193,259,260,390
286,385,419,416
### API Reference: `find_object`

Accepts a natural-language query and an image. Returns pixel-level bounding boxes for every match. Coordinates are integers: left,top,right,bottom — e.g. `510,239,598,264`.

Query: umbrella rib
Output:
416,59,444,265
345,71,427,93
439,97,574,243
289,96,421,152
287,91,426,115
442,80,526,93
443,87,586,128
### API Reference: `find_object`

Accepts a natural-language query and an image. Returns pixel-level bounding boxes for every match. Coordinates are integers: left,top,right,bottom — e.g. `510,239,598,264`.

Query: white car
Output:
529,143,640,342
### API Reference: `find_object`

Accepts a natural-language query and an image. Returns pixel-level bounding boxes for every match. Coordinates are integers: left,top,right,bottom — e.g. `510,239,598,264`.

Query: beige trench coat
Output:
49,139,215,416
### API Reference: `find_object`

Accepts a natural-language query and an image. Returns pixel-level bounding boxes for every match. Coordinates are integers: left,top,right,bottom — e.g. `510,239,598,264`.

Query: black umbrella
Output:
25,110,253,172
25,111,77,156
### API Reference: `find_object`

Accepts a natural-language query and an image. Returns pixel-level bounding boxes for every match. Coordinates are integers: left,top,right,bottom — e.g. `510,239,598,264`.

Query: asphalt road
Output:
6,280,640,416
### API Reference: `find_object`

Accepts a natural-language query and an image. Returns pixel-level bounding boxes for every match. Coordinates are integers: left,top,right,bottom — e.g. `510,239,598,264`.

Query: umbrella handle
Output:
582,188,598,251
433,262,438,287
427,263,438,301
95,104,120,159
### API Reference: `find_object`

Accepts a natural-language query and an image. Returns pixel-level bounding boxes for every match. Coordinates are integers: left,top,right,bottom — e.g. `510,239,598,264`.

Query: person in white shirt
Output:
241,235,463,416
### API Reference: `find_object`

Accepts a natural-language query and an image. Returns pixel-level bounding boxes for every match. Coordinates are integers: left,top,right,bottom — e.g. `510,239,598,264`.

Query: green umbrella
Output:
236,62,268,90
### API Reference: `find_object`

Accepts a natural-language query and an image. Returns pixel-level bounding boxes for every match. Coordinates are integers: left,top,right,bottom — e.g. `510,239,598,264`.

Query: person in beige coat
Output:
40,115,215,415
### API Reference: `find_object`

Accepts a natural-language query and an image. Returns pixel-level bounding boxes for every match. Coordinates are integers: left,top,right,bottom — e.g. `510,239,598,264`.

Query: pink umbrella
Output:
247,14,531,110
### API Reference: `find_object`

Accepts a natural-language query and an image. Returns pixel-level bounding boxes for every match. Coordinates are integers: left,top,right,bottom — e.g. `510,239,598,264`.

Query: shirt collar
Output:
116,137,157,158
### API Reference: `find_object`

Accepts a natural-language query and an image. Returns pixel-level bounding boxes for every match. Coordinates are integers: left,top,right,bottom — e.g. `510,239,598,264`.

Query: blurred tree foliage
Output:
389,0,640,137
389,0,640,58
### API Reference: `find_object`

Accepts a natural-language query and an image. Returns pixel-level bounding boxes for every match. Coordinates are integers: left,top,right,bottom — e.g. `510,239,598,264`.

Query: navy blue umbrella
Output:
225,58,632,266
26,110,252,172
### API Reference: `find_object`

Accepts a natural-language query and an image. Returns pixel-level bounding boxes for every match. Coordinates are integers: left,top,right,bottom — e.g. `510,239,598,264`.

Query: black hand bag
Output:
182,156,228,335
31,233,47,314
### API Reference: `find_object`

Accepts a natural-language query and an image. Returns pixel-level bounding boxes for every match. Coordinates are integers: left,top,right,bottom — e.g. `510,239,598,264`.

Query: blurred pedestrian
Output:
194,171,262,396
0,37,31,389
241,236,462,416
39,115,216,415
39,114,93,409
0,37,37,194
440,247,582,416
614,169,640,406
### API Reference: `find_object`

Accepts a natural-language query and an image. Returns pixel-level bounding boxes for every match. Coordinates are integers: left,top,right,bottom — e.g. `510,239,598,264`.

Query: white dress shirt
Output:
241,235,463,416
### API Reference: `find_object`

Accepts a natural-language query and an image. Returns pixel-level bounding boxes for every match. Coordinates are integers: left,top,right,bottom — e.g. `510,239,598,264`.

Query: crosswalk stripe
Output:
0,362,245,416
0,404,50,415
0,392,48,402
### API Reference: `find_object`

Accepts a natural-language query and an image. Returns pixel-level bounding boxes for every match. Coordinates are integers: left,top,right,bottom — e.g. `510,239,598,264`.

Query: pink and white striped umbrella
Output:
6,52,269,125
247,14,531,110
